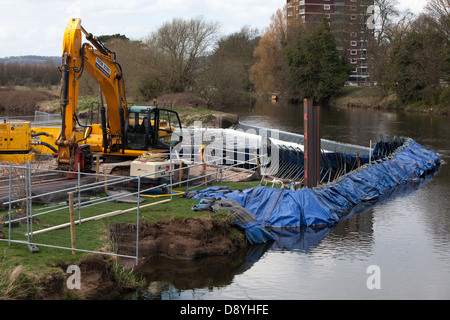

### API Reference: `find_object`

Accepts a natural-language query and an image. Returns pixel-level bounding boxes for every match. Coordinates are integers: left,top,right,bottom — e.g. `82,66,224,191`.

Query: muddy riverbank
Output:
28,216,247,300
112,216,247,264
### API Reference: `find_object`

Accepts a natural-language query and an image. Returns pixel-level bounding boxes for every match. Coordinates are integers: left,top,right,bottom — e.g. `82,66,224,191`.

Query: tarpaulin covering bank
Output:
191,138,440,228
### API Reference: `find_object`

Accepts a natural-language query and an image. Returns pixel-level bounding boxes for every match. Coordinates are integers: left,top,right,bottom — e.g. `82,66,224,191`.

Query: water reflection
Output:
130,225,338,299
135,249,249,291
269,226,335,253
132,244,272,300
233,99,450,151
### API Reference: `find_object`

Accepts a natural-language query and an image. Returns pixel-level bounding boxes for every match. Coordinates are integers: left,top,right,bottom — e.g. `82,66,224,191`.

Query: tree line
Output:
2,0,449,110
0,60,60,87
80,13,351,107
85,18,262,109
370,0,449,107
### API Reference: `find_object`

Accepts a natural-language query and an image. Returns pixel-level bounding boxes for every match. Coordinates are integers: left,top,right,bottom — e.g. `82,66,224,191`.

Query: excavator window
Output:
125,107,181,151
125,110,154,150
156,109,182,149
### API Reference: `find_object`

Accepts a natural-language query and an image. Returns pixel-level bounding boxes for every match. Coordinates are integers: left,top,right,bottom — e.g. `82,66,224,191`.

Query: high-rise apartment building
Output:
286,0,374,85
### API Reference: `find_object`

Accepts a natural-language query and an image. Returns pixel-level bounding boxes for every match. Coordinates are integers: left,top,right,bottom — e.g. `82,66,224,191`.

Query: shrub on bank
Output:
0,88,57,113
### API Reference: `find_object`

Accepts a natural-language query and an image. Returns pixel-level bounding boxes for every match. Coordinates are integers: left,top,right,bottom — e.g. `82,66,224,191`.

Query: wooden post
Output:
304,99,321,188
254,151,260,168
68,192,76,255
178,163,182,182
200,145,207,185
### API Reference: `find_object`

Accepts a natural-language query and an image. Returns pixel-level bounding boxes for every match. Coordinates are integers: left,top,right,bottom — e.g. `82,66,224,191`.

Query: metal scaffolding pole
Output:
304,99,321,188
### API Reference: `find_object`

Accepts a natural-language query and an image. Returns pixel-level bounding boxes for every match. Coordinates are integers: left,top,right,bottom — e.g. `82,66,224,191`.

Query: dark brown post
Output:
304,99,321,188
68,192,76,255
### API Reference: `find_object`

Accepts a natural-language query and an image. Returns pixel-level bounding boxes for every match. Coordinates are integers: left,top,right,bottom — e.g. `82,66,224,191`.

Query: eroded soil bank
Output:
111,216,247,262
37,217,246,300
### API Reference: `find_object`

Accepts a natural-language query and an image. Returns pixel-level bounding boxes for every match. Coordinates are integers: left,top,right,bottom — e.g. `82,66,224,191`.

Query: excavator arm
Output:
56,18,127,171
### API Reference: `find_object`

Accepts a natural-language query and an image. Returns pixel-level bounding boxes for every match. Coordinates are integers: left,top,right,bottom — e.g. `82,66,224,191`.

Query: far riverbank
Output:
333,86,450,115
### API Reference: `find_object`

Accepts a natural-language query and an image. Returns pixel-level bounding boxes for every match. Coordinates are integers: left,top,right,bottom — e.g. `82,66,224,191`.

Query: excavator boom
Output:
56,18,128,171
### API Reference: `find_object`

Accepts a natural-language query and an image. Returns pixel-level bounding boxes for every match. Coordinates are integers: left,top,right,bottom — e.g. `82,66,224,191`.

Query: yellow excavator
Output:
54,18,182,173
0,18,182,173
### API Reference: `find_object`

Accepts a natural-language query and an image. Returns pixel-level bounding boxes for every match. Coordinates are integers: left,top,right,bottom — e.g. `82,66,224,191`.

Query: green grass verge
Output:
0,180,260,298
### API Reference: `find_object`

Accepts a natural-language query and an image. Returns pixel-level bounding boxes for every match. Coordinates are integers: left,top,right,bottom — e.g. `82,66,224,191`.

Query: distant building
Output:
286,0,374,85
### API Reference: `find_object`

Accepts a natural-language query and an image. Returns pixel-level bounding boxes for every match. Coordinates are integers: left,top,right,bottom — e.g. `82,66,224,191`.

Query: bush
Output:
422,87,441,106
439,87,450,108
139,78,163,101
0,88,57,113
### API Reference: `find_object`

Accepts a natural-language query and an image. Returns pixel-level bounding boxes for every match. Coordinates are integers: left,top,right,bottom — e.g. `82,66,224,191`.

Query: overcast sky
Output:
0,0,429,58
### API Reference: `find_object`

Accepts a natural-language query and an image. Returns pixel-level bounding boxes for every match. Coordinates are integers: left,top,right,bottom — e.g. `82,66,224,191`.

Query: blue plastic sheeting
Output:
266,175,436,252
235,219,275,245
184,186,234,200
213,186,340,228
191,139,440,228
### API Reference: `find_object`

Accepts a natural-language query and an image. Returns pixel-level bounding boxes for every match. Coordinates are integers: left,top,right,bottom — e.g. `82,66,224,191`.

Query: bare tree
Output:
367,0,415,88
387,13,448,104
197,26,261,107
372,0,401,44
105,38,157,101
146,17,220,93
425,0,450,37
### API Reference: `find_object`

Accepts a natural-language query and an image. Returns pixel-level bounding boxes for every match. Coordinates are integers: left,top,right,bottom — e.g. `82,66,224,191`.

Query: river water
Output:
132,99,450,300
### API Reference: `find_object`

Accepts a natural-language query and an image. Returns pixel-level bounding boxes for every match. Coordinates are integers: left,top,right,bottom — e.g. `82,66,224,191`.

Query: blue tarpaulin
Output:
190,196,274,245
190,138,440,230
235,219,275,245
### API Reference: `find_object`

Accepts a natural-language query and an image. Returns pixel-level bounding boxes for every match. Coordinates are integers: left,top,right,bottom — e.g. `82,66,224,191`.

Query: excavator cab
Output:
124,106,182,151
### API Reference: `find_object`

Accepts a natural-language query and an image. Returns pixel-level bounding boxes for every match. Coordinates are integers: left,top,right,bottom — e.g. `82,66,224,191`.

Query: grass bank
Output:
334,86,450,115
0,180,259,299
